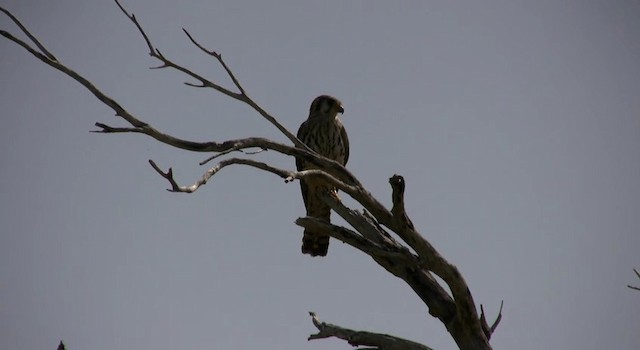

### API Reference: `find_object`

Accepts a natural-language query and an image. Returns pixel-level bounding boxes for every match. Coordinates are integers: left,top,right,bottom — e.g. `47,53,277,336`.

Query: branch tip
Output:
389,174,414,230
480,300,504,340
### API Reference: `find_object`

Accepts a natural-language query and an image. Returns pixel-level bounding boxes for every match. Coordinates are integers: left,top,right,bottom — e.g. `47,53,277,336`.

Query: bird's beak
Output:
338,106,344,114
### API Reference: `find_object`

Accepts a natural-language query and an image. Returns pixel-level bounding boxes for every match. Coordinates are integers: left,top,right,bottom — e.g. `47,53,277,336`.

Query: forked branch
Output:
480,301,504,340
149,158,358,194
112,0,302,148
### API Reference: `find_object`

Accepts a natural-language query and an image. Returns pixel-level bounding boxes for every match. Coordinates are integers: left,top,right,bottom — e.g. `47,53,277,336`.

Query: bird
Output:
296,95,349,257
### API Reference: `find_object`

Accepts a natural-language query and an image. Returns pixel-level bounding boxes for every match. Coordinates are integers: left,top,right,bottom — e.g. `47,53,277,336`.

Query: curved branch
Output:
150,157,359,194
308,312,434,350
150,158,293,193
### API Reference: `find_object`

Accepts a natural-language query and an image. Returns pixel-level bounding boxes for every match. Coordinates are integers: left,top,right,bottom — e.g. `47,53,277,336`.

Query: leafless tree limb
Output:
199,147,266,166
480,301,503,340
0,7,56,61
628,268,640,291
112,0,302,148
389,175,493,345
1,2,501,349
296,195,469,344
181,28,246,96
308,312,434,350
150,157,359,194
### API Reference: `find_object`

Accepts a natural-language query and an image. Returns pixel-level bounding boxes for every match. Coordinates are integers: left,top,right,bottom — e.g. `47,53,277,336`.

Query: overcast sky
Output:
1,1,639,349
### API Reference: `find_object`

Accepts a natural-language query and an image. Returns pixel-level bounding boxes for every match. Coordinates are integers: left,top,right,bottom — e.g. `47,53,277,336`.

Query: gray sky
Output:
1,0,639,349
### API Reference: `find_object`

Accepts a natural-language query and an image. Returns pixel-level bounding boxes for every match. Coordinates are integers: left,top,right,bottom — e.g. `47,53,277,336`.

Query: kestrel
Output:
296,95,349,256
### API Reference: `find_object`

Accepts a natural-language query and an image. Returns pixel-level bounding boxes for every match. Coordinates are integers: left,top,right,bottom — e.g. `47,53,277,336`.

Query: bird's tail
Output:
301,186,336,257
301,230,330,257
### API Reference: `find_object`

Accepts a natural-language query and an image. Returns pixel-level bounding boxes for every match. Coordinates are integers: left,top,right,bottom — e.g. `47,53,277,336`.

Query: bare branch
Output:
114,0,240,100
112,0,304,148
308,312,434,350
319,191,403,249
114,0,153,54
182,28,246,96
96,121,358,189
92,123,144,134
295,217,399,259
199,148,245,166
296,206,458,331
389,174,415,230
388,175,488,344
490,301,504,335
150,157,293,193
628,268,640,291
148,160,181,192
1,14,153,135
480,301,504,340
198,147,264,166
0,6,56,61
152,155,358,194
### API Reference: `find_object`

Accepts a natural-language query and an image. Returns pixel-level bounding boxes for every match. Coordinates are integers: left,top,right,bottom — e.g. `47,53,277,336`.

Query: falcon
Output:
296,95,349,256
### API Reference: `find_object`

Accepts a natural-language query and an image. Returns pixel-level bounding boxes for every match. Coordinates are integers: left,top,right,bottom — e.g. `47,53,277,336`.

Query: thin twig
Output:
199,147,264,165
480,301,504,340
628,268,640,291
0,6,56,60
199,148,245,166
182,28,246,95
151,156,357,194
114,0,153,54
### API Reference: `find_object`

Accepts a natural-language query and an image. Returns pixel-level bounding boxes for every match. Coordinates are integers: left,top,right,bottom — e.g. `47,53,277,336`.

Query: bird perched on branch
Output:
296,95,349,257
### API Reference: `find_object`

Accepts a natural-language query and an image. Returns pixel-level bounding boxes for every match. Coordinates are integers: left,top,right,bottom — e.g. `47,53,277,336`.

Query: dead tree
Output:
0,1,502,349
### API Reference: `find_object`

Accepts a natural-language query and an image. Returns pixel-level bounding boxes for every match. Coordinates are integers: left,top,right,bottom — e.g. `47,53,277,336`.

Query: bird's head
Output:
309,95,344,119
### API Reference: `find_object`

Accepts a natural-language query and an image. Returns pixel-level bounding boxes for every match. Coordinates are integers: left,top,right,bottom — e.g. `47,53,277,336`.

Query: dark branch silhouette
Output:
629,268,640,291
308,312,435,350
